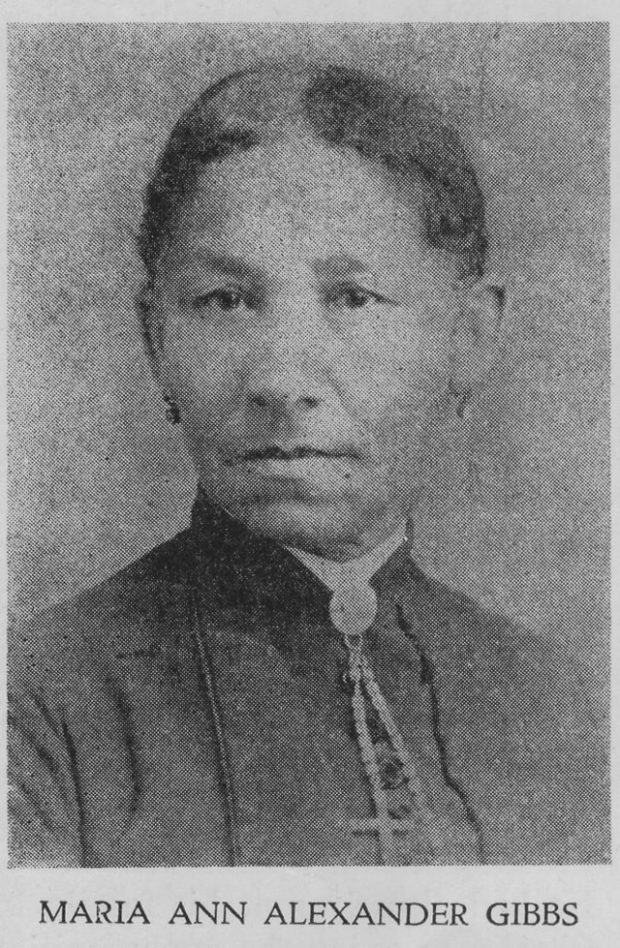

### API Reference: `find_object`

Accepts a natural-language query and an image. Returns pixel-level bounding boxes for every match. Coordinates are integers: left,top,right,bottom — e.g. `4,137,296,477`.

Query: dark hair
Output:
138,62,488,292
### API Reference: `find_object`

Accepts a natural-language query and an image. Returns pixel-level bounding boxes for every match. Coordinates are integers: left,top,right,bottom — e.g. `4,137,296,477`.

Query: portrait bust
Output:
8,31,609,868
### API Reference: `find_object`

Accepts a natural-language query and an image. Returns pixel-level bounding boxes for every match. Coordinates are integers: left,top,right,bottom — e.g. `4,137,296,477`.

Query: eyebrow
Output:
182,249,375,282
312,254,375,278
189,251,262,278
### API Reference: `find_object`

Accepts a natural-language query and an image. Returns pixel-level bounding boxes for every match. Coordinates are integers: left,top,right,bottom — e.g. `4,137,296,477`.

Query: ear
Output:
449,276,505,391
136,284,164,386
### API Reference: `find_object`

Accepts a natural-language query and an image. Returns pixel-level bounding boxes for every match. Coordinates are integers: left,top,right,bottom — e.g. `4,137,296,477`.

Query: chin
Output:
229,497,366,554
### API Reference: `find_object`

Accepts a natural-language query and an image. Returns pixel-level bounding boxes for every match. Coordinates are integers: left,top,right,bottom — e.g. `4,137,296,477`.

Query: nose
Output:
246,363,325,415
245,299,337,416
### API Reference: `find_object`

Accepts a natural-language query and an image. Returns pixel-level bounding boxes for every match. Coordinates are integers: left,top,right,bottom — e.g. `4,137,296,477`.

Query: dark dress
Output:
8,494,609,866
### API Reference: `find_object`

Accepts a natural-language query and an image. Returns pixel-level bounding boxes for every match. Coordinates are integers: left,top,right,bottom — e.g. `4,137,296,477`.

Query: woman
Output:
8,62,608,867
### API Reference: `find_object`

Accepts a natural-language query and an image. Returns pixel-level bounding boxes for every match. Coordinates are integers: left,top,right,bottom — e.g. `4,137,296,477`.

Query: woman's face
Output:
151,135,462,558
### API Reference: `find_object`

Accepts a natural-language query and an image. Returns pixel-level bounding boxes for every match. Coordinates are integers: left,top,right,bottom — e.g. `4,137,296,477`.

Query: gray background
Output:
8,23,609,691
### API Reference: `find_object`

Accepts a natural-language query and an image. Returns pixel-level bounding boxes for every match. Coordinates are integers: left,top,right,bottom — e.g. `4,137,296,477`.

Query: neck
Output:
195,488,410,563
288,513,409,563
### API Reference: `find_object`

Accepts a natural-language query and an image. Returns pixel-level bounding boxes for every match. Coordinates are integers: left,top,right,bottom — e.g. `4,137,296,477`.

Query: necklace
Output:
329,581,441,864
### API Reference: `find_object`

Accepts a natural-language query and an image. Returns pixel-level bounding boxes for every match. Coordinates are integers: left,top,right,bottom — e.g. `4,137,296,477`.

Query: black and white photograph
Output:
5,15,611,884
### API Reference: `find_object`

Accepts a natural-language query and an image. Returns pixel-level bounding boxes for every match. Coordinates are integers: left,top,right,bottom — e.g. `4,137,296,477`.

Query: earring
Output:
448,378,472,420
163,392,180,425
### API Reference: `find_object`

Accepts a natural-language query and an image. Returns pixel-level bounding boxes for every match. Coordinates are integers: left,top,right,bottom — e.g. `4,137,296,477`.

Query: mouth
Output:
224,444,365,491
235,444,359,464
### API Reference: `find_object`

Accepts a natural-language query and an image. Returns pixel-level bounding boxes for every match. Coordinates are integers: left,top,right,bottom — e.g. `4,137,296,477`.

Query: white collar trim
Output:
286,523,408,593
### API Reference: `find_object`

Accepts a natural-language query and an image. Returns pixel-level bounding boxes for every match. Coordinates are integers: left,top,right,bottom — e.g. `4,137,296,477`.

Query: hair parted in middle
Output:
138,61,488,309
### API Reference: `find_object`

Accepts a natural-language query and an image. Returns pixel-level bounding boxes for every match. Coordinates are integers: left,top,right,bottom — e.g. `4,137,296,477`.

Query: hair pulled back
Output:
138,62,488,288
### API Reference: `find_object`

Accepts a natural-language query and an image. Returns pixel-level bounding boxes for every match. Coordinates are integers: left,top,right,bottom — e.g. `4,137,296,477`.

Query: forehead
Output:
168,135,435,273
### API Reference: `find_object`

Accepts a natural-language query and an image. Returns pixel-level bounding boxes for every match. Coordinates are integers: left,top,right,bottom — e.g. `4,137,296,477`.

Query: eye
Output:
191,289,252,313
327,284,387,310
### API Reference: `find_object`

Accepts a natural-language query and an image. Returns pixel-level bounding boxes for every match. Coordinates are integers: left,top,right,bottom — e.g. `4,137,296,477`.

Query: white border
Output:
1,0,617,23
1,4,617,946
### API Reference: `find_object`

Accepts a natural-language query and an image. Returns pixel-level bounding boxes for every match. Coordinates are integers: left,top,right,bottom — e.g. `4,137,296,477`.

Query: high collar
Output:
286,523,408,594
188,488,418,614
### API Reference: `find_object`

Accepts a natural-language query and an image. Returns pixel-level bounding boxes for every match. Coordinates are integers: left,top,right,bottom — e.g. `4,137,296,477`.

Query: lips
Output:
237,444,357,463
223,442,368,496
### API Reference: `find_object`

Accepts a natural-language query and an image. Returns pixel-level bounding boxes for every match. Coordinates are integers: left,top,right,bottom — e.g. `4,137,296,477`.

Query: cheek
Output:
159,317,239,419
349,311,451,434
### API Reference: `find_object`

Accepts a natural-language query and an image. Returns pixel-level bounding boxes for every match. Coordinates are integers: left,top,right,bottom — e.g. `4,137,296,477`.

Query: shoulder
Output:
9,529,194,687
411,574,609,863
407,565,604,735
425,577,609,862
